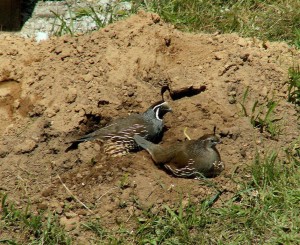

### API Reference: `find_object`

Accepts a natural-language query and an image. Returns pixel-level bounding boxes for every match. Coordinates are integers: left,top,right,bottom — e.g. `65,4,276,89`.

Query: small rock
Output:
35,32,49,43
30,103,46,117
228,91,236,96
0,145,9,158
240,53,250,62
106,176,113,182
65,88,77,103
77,209,88,216
127,90,135,97
37,202,48,210
65,211,78,219
55,206,63,215
219,128,230,137
240,148,247,158
15,139,37,154
45,105,60,118
260,86,268,97
82,74,93,82
76,173,83,179
214,52,225,60
238,38,247,47
77,46,84,53
41,187,54,197
60,49,71,59
50,200,63,214
177,116,185,122
13,99,20,109
156,198,163,204
228,96,236,104
151,206,159,215
151,13,160,23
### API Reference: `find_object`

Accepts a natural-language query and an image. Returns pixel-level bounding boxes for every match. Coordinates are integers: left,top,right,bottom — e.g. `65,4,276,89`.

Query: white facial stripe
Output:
152,101,167,111
156,108,162,121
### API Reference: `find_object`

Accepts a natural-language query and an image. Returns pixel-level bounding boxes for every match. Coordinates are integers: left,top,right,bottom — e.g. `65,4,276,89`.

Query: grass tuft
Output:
287,66,300,111
239,88,282,139
143,0,300,45
0,193,71,245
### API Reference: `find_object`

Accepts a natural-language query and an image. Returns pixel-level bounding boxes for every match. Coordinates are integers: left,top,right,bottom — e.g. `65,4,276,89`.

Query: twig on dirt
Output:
18,165,36,176
146,187,157,200
16,175,29,196
96,186,119,202
57,174,95,215
184,127,191,140
126,208,134,223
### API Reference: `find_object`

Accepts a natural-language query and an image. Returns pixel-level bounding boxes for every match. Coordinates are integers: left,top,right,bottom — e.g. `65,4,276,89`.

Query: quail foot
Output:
134,134,224,177
67,101,172,156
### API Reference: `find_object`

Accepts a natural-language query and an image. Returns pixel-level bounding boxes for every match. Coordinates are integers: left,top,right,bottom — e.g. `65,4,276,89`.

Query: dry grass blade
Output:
57,174,95,215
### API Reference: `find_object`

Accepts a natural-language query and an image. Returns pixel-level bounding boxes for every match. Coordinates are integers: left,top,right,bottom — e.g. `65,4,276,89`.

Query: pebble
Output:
127,90,135,97
65,211,78,218
41,187,54,197
14,139,37,154
37,202,48,210
214,52,225,60
82,74,93,82
77,209,88,216
77,46,84,53
260,86,268,97
228,91,236,96
0,145,9,158
228,96,236,104
177,116,185,122
65,88,77,103
238,38,248,47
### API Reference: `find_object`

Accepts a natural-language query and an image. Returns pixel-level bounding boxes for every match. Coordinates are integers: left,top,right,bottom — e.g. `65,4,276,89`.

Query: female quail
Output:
68,101,172,156
134,134,224,177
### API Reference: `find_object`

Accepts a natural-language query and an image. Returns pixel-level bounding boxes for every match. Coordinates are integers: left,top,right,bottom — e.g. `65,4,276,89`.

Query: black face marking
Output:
148,101,171,121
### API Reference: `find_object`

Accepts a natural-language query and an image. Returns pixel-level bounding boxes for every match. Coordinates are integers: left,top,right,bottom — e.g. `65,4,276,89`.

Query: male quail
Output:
67,101,172,156
134,134,224,177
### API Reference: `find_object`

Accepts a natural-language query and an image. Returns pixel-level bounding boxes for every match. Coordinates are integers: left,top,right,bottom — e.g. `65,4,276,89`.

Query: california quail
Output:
134,134,224,177
67,101,172,156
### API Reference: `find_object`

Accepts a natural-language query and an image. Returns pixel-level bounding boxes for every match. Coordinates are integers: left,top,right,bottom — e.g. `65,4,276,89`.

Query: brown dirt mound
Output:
0,11,299,242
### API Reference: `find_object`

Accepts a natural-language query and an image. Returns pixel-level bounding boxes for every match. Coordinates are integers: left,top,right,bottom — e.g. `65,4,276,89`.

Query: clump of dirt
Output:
0,11,299,242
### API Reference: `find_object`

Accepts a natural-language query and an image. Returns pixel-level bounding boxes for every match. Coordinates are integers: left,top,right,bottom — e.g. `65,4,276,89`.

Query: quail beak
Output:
165,103,173,113
161,102,172,113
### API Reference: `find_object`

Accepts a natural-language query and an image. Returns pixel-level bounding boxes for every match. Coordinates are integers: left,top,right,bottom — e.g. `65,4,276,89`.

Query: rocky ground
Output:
18,0,131,41
0,11,299,243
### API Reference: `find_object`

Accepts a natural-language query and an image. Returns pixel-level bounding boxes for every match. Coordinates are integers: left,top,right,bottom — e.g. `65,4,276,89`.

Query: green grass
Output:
141,0,300,45
6,1,300,243
287,66,300,112
51,1,132,36
3,155,299,244
51,0,300,47
78,146,299,244
133,152,299,244
239,87,282,139
0,194,71,245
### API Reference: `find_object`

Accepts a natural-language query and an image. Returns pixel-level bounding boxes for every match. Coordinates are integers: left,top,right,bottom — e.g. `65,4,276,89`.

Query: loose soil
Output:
0,12,299,243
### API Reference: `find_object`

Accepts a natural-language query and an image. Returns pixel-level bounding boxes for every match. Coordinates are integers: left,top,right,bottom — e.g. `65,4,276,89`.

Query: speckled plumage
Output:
134,134,224,177
68,101,172,156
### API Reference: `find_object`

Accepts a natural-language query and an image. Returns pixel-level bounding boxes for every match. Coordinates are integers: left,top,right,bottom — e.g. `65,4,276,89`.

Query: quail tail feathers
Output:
66,101,172,155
